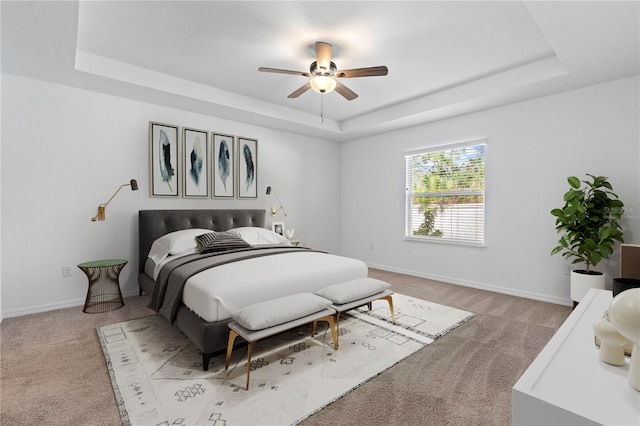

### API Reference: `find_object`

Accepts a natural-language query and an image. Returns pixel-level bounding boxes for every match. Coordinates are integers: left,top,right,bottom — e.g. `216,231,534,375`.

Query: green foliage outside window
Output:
407,143,486,240
412,207,443,237
410,146,485,200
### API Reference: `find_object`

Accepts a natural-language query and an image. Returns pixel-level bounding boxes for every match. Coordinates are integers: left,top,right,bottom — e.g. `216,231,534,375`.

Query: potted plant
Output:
551,174,624,306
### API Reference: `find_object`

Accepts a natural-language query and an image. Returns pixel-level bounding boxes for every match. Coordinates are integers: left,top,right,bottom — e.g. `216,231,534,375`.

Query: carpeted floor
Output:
0,269,571,425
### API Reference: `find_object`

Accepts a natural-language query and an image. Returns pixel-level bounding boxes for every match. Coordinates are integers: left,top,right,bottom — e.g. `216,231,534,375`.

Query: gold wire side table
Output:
77,259,128,313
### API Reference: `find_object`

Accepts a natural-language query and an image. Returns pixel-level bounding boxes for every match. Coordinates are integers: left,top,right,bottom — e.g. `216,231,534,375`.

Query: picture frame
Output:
271,221,285,236
212,133,236,198
182,127,209,198
149,121,180,197
237,137,258,199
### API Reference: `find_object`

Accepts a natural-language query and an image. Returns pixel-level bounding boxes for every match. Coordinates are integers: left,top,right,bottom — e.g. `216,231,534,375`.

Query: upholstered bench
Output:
225,293,338,390
315,277,395,346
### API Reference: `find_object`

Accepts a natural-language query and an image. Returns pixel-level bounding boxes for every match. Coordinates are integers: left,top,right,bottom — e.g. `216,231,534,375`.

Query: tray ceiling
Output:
2,1,638,142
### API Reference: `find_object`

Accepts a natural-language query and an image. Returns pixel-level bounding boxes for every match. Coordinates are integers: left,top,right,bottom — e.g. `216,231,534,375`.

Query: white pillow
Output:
147,228,212,263
228,227,291,246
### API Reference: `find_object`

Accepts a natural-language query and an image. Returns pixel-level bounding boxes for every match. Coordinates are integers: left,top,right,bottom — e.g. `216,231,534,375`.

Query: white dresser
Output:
512,288,640,425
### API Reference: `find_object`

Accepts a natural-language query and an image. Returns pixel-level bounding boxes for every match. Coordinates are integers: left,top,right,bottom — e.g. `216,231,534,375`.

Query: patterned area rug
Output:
98,293,474,426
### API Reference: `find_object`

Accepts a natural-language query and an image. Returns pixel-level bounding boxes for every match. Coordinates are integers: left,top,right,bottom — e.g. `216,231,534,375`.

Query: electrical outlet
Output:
62,266,73,277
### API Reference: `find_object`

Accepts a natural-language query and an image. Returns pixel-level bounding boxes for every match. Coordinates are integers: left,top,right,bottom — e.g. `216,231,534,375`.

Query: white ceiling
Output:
2,1,639,142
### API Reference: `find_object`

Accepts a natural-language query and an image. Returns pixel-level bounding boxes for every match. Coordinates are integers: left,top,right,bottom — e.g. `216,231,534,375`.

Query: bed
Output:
138,209,367,369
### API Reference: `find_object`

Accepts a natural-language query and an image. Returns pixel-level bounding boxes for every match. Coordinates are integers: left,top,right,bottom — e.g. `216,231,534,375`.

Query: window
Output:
405,140,486,246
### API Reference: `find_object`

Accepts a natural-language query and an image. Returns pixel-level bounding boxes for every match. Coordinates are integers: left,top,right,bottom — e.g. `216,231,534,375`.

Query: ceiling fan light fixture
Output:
310,75,337,94
259,42,386,100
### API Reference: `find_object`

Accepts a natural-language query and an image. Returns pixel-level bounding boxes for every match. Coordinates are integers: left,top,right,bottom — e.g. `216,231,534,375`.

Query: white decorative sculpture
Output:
594,311,630,366
608,288,640,392
285,229,295,239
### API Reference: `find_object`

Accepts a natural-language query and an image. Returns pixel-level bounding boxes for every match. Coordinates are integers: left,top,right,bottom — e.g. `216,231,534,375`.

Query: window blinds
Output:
405,141,486,245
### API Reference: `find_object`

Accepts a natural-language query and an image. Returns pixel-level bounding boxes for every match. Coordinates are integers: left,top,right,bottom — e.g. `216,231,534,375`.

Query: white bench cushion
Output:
315,278,391,304
229,307,336,342
233,293,332,330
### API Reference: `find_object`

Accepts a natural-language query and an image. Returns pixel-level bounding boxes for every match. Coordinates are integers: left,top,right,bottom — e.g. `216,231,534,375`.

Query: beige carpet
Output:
0,269,571,425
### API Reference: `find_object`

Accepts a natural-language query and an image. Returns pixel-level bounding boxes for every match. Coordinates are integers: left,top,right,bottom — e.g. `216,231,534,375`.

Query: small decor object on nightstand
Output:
272,221,284,236
77,259,128,313
285,229,300,246
593,311,630,366
608,288,640,391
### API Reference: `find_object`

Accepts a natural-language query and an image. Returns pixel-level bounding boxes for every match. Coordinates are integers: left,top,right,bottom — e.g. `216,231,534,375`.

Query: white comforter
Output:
179,251,368,322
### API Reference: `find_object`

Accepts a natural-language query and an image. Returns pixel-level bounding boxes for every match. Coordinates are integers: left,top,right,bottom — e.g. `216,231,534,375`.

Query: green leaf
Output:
550,208,565,218
563,205,578,217
598,227,612,240
599,244,612,258
567,176,581,189
564,190,583,202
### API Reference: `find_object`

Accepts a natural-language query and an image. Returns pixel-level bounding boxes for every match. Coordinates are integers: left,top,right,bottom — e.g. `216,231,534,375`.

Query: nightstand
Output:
77,259,128,313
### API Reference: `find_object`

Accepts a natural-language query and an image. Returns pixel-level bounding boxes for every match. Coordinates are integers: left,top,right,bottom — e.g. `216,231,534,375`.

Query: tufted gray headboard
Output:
138,209,266,274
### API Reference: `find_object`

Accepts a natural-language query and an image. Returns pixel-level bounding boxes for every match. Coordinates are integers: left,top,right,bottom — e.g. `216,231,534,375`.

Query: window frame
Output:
404,139,487,247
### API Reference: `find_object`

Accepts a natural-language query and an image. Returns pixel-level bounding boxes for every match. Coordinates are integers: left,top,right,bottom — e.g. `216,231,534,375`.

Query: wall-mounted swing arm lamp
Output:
266,186,287,217
91,179,138,222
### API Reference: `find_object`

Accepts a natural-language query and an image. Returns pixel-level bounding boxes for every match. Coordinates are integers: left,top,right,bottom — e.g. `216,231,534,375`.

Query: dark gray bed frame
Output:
138,209,266,370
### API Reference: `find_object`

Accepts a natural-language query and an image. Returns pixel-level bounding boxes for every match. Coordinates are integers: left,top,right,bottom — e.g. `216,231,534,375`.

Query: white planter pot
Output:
571,270,605,303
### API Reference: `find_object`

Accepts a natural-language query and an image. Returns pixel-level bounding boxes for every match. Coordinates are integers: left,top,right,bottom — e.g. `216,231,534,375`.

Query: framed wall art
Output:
182,127,209,198
149,121,180,197
212,133,235,198
271,221,285,236
238,137,258,199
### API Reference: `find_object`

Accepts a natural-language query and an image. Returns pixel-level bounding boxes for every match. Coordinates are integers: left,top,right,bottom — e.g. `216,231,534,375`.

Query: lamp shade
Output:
310,76,337,94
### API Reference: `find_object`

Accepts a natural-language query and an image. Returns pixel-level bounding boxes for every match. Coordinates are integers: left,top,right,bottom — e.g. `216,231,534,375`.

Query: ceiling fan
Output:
258,41,388,101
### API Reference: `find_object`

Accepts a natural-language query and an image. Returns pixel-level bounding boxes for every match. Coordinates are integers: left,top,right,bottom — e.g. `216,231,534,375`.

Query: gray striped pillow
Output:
196,231,251,253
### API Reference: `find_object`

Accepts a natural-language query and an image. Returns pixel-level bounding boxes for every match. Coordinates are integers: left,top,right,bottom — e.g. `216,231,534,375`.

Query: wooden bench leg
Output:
226,329,257,390
315,315,338,349
382,295,396,324
245,341,255,390
364,296,395,324
225,330,239,369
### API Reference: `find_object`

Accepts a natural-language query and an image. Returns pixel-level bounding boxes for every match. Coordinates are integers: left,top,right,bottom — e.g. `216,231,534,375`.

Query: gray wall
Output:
1,74,342,317
341,76,640,305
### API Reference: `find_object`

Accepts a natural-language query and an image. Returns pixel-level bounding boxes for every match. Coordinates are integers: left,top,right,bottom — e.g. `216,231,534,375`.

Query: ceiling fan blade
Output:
259,67,310,77
335,66,389,78
287,83,312,98
335,81,358,101
315,41,332,71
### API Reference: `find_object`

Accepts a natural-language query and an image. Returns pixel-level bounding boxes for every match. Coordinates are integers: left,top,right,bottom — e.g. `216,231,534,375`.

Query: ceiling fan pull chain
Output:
321,94,324,123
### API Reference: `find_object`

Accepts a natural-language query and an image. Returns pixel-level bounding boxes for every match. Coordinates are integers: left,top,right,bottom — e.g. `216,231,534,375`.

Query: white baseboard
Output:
366,262,573,307
1,289,141,319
